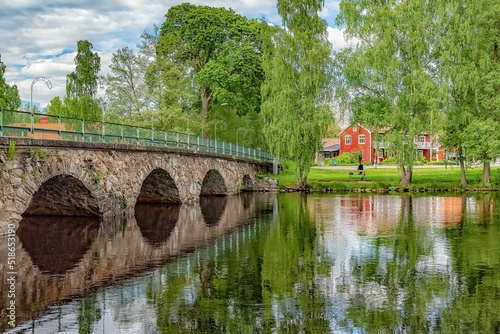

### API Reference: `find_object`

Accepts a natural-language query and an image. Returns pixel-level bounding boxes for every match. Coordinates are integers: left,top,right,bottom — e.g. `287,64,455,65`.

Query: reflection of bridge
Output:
0,137,276,235
0,194,276,331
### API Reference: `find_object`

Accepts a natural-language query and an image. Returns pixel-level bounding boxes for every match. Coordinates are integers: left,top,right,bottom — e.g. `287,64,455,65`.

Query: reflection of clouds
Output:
311,195,470,330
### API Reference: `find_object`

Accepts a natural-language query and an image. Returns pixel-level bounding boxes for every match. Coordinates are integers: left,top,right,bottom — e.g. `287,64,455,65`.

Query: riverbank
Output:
265,164,500,193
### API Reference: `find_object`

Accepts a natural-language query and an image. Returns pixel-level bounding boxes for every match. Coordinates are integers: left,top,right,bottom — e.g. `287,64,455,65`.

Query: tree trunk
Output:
458,147,467,186
200,86,211,138
298,175,307,190
483,160,491,187
400,165,412,187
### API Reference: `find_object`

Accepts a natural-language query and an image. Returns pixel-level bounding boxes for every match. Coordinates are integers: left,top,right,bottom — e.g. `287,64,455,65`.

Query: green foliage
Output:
261,0,333,187
0,55,21,112
65,40,102,120
37,149,46,160
335,0,441,186
7,140,15,159
105,47,145,119
92,172,102,185
327,152,360,165
158,3,264,137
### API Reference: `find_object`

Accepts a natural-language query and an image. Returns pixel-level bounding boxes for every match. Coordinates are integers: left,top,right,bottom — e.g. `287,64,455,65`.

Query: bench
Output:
349,171,366,180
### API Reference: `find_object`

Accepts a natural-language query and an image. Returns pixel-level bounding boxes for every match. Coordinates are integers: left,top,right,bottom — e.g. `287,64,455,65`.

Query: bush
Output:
327,152,361,166
380,156,398,165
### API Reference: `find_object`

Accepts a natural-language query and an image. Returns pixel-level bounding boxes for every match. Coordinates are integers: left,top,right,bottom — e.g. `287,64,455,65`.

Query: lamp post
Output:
30,77,52,112
214,120,227,141
30,77,52,138
236,127,248,147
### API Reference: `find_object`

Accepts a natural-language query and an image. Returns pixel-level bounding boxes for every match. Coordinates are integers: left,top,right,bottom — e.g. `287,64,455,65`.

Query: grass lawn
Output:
266,164,500,191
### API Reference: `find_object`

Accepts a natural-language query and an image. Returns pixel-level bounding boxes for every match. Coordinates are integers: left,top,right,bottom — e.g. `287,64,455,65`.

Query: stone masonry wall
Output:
0,138,274,235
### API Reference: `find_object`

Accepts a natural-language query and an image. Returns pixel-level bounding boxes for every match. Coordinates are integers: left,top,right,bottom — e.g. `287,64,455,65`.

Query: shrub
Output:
327,152,361,165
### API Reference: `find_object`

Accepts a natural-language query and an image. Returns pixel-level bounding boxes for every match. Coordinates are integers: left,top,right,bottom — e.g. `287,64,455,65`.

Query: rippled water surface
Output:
2,193,500,333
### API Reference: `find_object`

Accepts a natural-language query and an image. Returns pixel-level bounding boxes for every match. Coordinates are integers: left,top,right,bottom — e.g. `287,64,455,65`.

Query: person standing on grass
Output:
357,161,364,180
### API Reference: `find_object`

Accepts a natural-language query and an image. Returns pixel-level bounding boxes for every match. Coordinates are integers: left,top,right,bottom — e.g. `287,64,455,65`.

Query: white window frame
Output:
345,135,352,145
359,134,366,144
419,135,425,143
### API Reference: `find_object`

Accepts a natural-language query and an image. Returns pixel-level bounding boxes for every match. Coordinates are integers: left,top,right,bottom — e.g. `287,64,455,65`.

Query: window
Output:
418,150,424,157
419,135,425,143
359,134,366,144
353,124,357,131
345,135,352,145
361,150,365,160
378,150,384,159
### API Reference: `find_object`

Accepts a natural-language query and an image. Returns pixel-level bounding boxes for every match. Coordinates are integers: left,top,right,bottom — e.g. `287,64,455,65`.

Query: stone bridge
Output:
0,137,276,235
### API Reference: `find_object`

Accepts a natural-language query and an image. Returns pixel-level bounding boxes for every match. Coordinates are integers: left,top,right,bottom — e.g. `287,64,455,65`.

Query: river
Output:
1,192,500,333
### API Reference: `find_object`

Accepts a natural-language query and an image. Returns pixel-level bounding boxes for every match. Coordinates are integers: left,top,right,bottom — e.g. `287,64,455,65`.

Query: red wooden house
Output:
340,124,444,163
339,124,385,163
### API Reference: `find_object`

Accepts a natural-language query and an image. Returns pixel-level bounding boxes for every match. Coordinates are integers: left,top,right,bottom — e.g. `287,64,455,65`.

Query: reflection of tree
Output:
261,194,331,333
147,194,331,333
344,195,449,333
78,297,101,334
437,193,500,333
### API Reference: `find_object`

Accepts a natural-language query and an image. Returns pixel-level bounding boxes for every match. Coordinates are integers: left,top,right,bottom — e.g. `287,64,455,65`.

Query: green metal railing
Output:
0,109,274,163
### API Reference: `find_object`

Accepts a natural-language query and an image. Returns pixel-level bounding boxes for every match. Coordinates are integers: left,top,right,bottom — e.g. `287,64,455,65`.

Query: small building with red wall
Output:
340,123,444,163
339,124,385,163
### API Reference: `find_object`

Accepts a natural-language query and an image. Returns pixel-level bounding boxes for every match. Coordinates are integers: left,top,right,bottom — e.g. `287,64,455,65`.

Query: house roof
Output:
322,138,340,148
323,144,340,152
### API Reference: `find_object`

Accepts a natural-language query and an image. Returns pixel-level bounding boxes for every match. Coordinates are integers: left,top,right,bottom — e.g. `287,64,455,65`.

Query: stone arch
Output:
137,168,181,204
241,174,254,192
23,174,101,217
200,169,228,196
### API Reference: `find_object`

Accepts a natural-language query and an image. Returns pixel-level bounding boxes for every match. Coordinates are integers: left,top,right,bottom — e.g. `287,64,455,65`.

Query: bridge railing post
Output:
101,120,105,143
0,109,3,136
81,119,85,142
136,126,139,145
58,116,61,140
121,124,124,142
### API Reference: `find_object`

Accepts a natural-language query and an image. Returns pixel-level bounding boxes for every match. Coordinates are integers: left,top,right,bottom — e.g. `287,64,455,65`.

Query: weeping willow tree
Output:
261,0,333,188
335,0,440,186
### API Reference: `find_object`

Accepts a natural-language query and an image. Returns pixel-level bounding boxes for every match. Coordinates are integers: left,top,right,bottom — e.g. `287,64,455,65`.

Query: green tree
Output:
105,47,145,121
47,96,66,115
0,55,21,111
261,0,333,188
65,40,102,120
158,3,264,137
335,0,440,186
472,0,500,185
436,0,480,186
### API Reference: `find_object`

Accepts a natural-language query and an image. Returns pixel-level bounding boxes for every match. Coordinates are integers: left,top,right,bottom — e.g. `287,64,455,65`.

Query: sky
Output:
1,0,348,108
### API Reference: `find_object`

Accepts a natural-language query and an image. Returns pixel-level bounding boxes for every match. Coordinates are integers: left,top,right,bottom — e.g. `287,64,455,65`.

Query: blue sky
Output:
1,1,346,107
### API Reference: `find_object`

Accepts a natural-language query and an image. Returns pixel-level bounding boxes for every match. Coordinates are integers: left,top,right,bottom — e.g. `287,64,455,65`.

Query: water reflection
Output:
0,193,275,333
3,193,500,333
135,204,180,246
16,216,100,275
200,196,227,226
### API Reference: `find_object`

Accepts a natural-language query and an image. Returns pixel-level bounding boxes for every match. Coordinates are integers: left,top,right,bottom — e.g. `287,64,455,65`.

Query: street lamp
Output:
30,77,52,138
214,120,227,141
236,127,248,147
30,77,52,111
